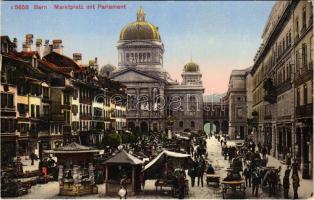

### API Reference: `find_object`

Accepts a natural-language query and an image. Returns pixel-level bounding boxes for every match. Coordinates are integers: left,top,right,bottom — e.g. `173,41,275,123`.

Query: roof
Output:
16,51,40,59
104,150,143,165
44,142,100,154
38,59,72,76
119,7,161,41
184,61,200,72
2,52,46,79
44,51,81,70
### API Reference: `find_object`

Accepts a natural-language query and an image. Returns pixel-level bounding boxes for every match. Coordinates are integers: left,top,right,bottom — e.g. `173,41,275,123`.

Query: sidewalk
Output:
266,154,313,199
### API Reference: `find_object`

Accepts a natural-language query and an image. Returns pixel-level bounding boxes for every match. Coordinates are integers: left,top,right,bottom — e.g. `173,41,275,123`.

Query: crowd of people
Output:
218,135,301,198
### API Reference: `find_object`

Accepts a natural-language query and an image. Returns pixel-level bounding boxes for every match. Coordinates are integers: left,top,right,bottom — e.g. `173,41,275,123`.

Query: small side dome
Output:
184,61,199,72
100,64,116,77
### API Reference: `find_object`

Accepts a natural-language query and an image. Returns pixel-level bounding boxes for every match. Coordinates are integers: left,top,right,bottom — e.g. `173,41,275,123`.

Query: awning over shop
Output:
142,150,191,180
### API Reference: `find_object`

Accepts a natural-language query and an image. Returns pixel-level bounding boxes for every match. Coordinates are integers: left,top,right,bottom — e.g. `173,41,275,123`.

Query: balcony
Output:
61,104,71,110
1,105,16,112
296,104,313,118
93,116,104,121
294,68,313,86
80,113,92,120
264,115,272,120
51,114,65,122
1,106,16,117
79,98,92,105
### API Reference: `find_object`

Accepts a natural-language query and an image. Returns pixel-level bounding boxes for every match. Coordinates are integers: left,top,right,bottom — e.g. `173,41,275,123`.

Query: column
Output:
132,166,135,195
136,88,140,126
300,127,304,167
105,166,109,194
148,87,152,132
272,125,276,157
309,130,313,178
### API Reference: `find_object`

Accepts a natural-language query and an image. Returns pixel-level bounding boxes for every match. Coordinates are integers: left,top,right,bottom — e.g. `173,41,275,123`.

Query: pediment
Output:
111,70,159,83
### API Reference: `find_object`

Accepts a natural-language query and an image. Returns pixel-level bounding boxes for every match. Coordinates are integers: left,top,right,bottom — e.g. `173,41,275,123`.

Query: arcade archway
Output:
140,121,149,135
204,121,216,136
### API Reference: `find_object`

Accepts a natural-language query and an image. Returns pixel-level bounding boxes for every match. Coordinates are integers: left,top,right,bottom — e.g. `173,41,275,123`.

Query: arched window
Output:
147,53,151,62
179,121,183,128
191,121,195,128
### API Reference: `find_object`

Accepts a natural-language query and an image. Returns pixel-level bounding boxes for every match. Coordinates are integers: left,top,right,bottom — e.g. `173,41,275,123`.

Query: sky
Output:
1,1,275,93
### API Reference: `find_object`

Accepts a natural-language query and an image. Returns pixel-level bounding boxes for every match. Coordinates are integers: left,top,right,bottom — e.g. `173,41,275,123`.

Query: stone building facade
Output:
111,8,204,134
226,68,251,140
251,0,313,178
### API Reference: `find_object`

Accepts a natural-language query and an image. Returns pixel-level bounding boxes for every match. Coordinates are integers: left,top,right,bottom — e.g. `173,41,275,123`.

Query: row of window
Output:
179,121,195,128
125,52,151,64
296,82,313,107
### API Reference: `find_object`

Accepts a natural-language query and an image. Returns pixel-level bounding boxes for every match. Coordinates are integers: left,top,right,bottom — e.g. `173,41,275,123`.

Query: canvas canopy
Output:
226,141,237,147
175,134,190,141
142,150,191,180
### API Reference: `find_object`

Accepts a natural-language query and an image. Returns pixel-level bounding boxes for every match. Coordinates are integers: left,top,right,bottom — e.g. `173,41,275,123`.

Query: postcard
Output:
1,0,313,199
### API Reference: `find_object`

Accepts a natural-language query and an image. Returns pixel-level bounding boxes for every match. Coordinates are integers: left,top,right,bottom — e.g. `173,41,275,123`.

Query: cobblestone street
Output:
16,137,313,199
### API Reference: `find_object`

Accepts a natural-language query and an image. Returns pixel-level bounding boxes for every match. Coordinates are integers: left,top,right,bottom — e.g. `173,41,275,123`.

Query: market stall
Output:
103,150,143,196
44,142,100,196
142,150,191,196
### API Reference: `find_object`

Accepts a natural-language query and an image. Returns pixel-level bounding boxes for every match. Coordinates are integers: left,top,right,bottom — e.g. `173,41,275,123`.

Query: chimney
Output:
52,39,63,55
13,38,17,51
94,57,99,71
36,38,43,58
22,42,31,52
73,53,82,64
43,40,51,56
24,34,33,52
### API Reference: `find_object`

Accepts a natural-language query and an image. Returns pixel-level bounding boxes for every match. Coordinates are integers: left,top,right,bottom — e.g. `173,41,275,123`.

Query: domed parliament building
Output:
110,8,204,133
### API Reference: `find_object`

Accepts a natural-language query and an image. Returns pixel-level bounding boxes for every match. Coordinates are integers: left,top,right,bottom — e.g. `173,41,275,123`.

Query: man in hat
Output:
283,166,291,198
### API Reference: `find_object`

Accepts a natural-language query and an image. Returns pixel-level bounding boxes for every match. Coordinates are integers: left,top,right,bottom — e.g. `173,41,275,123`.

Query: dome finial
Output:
137,6,146,22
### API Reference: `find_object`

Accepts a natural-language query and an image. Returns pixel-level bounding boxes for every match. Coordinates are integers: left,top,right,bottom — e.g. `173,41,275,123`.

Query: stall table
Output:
206,174,220,187
221,179,246,199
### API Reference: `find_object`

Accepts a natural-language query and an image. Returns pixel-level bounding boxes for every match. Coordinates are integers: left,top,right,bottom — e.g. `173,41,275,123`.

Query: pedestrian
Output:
206,164,215,174
292,173,300,199
257,142,262,152
251,169,261,197
197,158,205,187
15,156,23,175
286,151,292,166
283,167,291,198
177,171,186,199
41,158,48,177
262,145,268,158
243,166,252,187
224,146,228,160
267,169,277,197
188,165,196,187
30,152,35,165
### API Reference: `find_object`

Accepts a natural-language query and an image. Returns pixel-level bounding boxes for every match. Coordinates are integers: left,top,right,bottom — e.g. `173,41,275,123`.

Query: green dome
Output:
119,7,161,41
184,62,199,72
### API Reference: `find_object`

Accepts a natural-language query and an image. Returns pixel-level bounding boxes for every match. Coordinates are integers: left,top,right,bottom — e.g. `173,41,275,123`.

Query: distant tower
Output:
181,60,202,86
